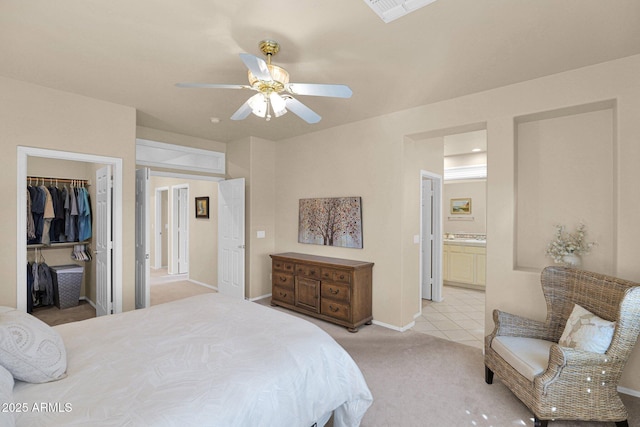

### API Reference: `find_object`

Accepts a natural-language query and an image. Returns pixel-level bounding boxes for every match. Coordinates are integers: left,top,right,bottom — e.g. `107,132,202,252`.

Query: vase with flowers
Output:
545,223,596,267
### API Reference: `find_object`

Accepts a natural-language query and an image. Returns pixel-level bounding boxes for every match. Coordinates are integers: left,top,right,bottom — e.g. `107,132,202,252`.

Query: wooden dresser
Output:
270,252,374,332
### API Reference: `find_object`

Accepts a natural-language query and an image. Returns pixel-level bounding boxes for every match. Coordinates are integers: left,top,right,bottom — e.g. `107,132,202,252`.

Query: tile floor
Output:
413,285,486,349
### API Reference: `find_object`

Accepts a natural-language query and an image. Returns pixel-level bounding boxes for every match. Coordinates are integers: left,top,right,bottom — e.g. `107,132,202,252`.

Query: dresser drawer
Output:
321,299,350,322
321,268,351,284
272,284,294,305
321,282,350,304
295,264,320,279
273,260,295,273
272,272,294,289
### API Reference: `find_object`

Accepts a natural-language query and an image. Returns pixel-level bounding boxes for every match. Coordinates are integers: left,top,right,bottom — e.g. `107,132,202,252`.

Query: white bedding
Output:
13,294,372,426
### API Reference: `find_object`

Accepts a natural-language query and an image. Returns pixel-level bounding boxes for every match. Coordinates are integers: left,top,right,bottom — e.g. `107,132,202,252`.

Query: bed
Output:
2,293,373,426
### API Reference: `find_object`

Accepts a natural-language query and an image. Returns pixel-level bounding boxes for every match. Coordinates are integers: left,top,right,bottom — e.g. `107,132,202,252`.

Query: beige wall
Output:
1,76,137,311
401,136,445,324
274,118,406,326
516,106,615,273
148,176,218,286
272,54,640,391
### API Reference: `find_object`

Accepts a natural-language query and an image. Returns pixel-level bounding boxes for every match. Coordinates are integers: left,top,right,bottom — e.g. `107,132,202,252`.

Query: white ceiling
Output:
1,0,639,143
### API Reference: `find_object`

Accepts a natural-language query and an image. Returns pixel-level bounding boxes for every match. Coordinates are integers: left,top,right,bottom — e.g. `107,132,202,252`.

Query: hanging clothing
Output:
48,185,65,243
26,263,34,313
66,186,79,242
29,185,45,244
26,190,36,241
32,261,53,307
77,187,92,242
40,185,55,245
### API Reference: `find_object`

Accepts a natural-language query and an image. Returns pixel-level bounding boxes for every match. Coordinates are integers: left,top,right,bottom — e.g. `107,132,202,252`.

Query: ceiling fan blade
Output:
284,97,321,124
286,83,353,98
230,100,253,121
175,83,249,89
239,53,272,81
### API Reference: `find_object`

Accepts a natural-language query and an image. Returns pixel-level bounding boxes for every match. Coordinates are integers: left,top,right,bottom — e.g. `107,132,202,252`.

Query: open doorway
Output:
145,172,221,307
413,128,487,349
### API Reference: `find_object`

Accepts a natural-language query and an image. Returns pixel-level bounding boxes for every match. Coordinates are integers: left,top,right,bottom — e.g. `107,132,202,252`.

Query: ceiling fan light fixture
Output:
248,64,289,93
247,93,268,118
269,93,287,117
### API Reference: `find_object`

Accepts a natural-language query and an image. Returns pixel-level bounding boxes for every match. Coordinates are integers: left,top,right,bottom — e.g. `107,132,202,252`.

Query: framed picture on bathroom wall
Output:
450,198,472,215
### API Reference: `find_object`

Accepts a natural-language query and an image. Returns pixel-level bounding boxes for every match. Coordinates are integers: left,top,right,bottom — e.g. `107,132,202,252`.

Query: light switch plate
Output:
257,230,266,239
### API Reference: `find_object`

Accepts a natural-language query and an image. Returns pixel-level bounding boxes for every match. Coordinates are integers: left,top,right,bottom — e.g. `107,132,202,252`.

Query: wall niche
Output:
514,100,616,274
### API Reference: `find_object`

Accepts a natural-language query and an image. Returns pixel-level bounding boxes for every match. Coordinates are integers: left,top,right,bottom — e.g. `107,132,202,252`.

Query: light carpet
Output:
256,298,640,427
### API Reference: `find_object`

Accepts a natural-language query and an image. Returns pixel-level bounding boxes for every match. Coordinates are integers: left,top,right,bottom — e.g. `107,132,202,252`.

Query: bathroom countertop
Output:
444,239,486,247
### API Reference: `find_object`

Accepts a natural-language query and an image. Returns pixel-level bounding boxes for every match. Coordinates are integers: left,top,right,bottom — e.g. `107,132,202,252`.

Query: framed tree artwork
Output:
298,197,363,249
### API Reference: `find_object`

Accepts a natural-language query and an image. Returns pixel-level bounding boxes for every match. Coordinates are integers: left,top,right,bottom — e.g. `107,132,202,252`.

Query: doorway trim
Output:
17,147,123,313
154,186,169,269
170,184,189,275
420,169,443,303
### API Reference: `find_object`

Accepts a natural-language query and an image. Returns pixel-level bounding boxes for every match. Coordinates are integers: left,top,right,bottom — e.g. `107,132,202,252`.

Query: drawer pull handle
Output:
329,288,339,295
339,275,345,280
329,305,339,313
279,276,286,282
279,292,287,297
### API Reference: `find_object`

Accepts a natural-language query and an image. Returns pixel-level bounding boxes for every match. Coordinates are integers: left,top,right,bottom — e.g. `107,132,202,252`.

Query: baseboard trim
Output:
187,279,217,291
79,296,96,309
249,294,272,302
372,319,415,332
618,386,640,397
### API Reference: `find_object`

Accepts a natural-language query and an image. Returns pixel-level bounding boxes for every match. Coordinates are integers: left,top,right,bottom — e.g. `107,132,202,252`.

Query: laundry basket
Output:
50,264,84,309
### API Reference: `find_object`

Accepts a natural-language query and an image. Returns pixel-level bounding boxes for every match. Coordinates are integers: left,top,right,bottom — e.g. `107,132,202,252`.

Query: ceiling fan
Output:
176,40,353,124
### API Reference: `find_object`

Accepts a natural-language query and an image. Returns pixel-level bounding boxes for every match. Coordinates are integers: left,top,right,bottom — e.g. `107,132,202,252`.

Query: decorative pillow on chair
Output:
0,310,67,383
559,304,615,354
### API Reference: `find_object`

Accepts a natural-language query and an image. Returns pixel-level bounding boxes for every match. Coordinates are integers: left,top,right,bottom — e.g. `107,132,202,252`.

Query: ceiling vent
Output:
364,0,438,23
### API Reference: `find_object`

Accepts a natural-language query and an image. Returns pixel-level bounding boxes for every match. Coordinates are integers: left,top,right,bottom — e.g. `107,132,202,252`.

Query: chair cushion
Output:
491,336,554,382
559,304,615,354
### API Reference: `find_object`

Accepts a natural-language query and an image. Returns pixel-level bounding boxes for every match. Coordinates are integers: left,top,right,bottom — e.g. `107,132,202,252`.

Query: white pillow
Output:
559,304,615,354
0,310,67,383
0,364,15,427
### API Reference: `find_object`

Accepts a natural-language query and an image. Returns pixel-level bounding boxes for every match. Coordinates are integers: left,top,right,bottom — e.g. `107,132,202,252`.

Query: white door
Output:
177,187,189,274
95,165,112,316
421,177,434,300
218,178,245,299
135,168,150,309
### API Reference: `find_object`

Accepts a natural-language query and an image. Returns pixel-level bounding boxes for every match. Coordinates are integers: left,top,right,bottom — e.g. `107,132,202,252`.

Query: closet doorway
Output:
17,147,123,315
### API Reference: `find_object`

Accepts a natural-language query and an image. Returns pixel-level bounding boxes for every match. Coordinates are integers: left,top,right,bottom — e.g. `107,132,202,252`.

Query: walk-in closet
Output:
26,157,104,325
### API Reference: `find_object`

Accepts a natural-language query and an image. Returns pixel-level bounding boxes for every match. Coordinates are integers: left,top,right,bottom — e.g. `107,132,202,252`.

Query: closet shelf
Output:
27,241,90,249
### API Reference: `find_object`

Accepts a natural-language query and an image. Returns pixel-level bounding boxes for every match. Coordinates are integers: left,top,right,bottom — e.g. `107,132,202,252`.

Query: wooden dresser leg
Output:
347,327,359,333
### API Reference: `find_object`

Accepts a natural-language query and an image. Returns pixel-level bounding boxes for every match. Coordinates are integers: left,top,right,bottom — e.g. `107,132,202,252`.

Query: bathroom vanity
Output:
443,237,486,290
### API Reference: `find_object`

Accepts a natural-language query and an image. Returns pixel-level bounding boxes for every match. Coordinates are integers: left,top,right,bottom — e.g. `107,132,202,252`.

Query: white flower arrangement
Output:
545,223,596,264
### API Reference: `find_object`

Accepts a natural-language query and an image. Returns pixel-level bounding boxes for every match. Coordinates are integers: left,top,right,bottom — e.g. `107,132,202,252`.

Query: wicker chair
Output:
484,266,640,427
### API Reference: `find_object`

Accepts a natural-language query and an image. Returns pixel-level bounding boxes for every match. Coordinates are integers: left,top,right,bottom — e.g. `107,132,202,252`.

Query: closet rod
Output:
27,176,91,186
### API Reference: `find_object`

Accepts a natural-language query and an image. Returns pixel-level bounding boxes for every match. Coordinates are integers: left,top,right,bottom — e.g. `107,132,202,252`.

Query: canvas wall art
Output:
298,197,363,249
